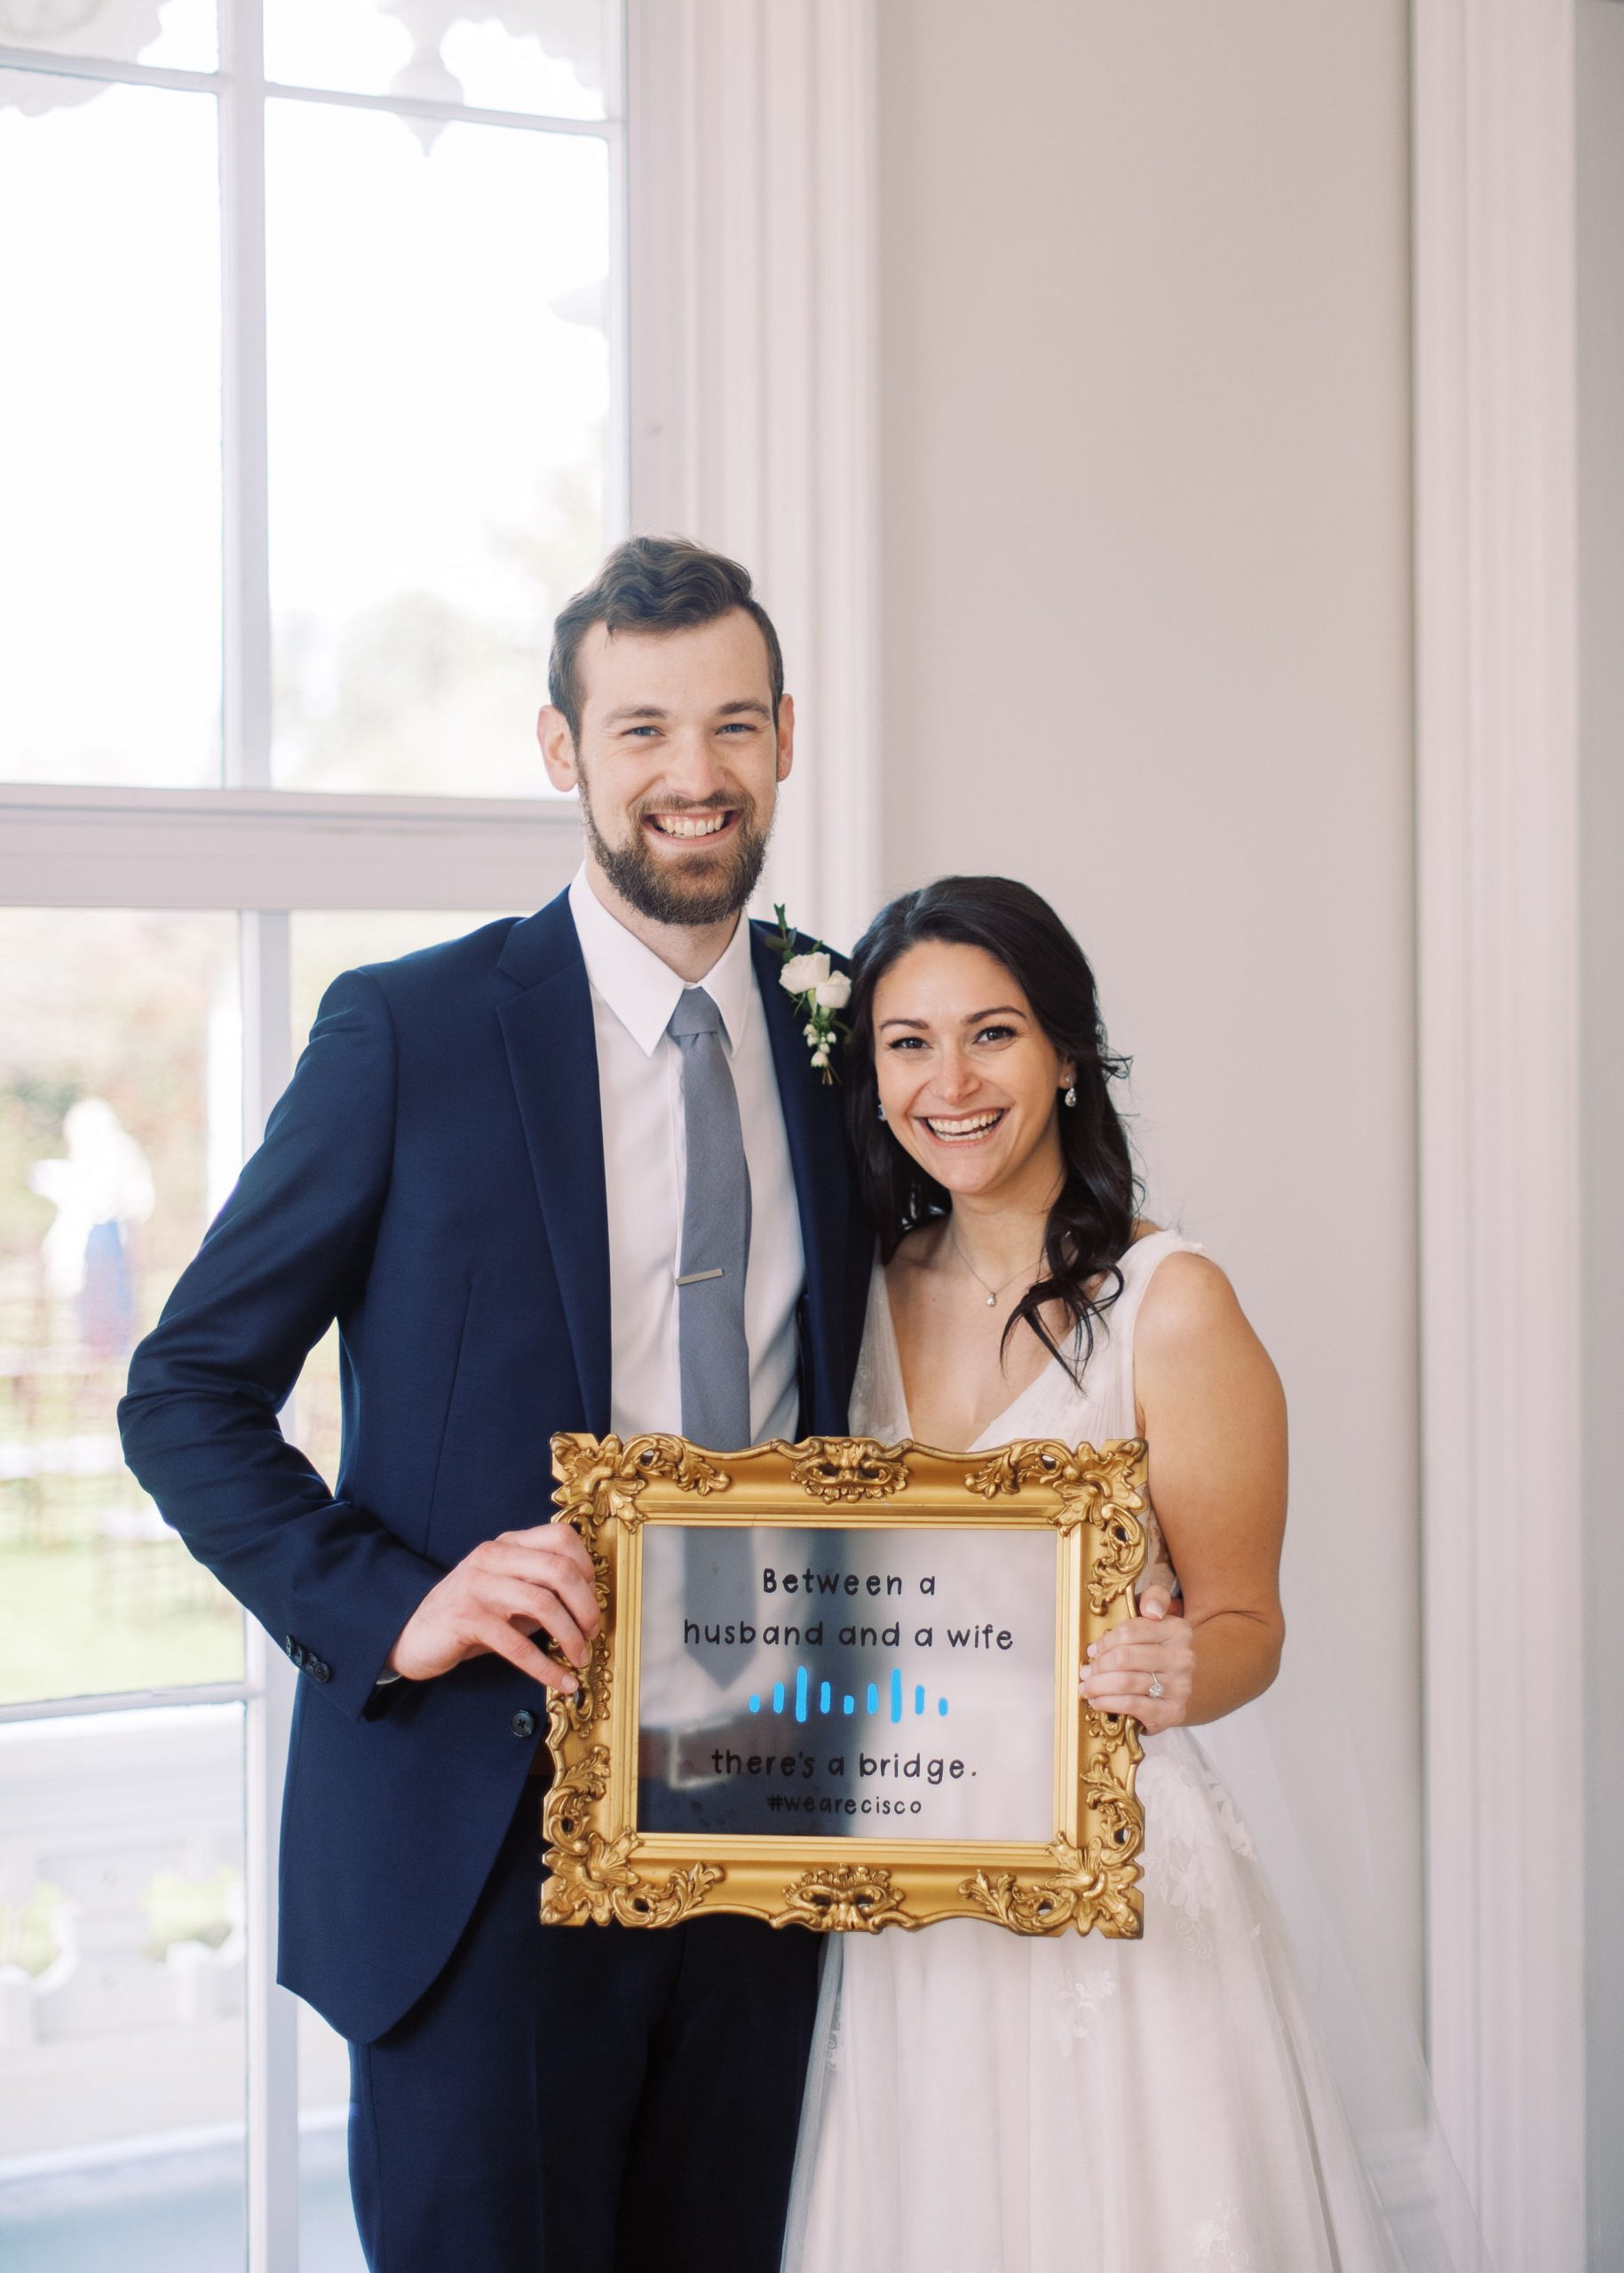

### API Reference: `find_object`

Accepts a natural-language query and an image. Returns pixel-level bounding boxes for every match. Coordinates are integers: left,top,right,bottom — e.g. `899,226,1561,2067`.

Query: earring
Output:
1063,1085,1077,1109
876,1101,887,1123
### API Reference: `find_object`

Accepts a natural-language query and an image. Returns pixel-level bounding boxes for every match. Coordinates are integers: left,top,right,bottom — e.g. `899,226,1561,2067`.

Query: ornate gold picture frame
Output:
541,1433,1149,1937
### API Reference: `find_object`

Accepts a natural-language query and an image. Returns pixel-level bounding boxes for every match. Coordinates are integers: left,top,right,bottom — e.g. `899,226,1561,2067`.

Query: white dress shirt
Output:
568,866,804,1445
569,869,804,1730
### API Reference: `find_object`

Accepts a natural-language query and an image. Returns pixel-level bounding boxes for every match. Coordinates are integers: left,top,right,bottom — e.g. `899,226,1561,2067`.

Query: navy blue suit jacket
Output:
119,891,872,2043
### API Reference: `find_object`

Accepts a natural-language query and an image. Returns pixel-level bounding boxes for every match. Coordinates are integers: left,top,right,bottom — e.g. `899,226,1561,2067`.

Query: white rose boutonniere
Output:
772,907,849,1083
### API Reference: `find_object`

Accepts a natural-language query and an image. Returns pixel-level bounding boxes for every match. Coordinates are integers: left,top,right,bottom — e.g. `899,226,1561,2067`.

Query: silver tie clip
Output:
676,1267,725,1286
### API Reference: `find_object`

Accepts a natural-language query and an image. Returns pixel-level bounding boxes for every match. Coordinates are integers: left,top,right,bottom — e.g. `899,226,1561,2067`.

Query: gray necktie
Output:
669,986,752,1448
669,986,753,1683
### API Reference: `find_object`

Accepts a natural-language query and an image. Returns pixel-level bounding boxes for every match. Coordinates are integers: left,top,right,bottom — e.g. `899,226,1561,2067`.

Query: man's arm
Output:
119,969,442,1722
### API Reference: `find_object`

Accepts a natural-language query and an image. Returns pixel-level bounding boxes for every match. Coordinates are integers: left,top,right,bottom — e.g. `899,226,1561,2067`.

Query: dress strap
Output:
851,1260,912,1443
1107,1227,1203,1339
1082,1230,1205,1436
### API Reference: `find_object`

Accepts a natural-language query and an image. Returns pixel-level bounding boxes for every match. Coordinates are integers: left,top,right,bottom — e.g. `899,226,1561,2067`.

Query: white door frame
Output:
624,0,881,954
1413,4,1585,2267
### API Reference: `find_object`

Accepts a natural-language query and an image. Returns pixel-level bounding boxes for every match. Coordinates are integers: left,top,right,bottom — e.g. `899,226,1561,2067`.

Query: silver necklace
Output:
949,1227,1038,1309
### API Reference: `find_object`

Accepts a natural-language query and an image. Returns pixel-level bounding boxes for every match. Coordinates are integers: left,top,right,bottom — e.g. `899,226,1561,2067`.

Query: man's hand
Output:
386,1522,600,1692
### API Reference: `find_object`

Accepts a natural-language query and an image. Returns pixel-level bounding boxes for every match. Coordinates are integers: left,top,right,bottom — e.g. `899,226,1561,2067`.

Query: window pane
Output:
0,1706,246,2271
0,0,218,74
0,77,222,788
300,2003,363,2268
266,102,609,796
265,0,609,120
0,911,244,1705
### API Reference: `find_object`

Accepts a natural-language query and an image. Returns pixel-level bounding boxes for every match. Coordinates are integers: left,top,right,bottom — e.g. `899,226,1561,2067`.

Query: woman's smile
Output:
915,1106,1010,1145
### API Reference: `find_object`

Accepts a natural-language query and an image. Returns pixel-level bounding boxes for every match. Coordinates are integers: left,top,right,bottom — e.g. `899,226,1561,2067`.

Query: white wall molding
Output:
1413,4,1584,2266
0,785,583,911
624,0,880,952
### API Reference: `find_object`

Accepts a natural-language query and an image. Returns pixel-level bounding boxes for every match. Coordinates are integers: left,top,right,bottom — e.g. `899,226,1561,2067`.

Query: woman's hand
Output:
1120,1252,1287,1725
1080,1593,1196,1734
1137,1562,1180,1618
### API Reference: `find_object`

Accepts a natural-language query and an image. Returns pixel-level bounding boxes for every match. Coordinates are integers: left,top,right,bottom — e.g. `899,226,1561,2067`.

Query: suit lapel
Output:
497,895,613,1433
749,923,855,1430
497,896,858,1443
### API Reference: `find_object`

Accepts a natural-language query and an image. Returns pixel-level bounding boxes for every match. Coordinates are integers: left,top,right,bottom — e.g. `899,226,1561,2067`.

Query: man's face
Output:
540,610,794,928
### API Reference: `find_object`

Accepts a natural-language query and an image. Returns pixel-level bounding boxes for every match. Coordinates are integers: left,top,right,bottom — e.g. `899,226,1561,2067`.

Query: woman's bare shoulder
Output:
1133,1250,1284,1443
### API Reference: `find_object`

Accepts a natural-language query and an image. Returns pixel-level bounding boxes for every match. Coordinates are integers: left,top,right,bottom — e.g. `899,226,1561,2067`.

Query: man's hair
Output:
547,535,785,742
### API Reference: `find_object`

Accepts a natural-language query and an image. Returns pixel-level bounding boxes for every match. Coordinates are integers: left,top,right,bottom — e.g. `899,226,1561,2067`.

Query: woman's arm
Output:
1081,1253,1287,1730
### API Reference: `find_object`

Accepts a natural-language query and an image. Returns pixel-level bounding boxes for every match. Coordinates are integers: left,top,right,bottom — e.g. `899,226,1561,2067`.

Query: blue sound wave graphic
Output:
749,1668,951,1724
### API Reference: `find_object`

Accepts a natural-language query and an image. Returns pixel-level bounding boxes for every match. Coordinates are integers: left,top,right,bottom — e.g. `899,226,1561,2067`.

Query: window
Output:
0,6,622,2265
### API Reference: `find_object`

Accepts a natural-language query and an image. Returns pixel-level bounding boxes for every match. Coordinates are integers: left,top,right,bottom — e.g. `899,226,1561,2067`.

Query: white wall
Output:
875,2,1420,2010
1578,5,1624,2261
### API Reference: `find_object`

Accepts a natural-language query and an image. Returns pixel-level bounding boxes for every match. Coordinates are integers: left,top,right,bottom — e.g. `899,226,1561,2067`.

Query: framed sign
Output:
538,1432,1150,1937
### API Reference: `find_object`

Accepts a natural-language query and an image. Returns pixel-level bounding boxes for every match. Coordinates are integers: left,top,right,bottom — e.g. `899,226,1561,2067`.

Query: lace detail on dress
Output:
1137,1747,1257,1957
822,2000,844,2075
1192,2201,1255,2269
1047,1962,1119,2058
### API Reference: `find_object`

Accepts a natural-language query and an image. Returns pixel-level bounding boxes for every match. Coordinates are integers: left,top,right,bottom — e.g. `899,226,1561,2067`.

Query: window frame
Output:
0,6,627,2265
0,5,884,2262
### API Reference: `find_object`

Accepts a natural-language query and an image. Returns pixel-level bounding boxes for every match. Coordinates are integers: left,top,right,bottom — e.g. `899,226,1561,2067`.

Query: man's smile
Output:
646,808,738,839
641,805,744,847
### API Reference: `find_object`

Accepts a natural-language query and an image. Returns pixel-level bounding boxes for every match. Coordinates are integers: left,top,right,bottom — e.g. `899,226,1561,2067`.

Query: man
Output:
119,537,872,2272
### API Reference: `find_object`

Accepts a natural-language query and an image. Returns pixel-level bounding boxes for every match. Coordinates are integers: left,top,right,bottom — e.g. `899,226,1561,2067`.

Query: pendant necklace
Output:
949,1227,1039,1309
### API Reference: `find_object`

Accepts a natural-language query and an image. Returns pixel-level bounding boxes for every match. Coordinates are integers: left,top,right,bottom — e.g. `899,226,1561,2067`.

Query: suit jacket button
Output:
286,1638,305,1668
511,1710,537,1738
310,1659,332,1683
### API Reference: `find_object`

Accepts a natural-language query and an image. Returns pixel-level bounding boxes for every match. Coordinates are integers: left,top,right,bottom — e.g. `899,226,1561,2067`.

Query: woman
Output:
781,877,1446,2273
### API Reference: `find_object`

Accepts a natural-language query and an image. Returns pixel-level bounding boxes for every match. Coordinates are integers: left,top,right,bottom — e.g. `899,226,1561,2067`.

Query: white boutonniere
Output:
772,904,850,1083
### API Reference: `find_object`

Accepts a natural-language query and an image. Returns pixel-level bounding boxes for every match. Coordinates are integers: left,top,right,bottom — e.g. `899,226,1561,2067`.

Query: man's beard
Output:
579,783,772,928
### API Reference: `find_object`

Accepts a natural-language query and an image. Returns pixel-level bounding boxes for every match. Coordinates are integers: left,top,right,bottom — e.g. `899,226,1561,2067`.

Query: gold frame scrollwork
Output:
541,1433,1149,1937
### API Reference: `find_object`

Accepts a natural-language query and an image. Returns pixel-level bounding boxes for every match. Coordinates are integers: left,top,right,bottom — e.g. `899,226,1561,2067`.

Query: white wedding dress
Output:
782,1232,1476,2273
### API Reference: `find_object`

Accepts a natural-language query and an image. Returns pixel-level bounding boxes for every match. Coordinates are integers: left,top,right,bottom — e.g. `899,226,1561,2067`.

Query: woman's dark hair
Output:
844,876,1140,1383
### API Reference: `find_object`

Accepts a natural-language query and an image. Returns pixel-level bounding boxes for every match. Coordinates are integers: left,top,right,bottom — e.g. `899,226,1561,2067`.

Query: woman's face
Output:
869,940,1073,1206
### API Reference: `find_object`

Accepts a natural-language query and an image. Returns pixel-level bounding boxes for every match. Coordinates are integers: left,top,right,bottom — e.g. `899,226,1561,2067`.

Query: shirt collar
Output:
568,866,756,1060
